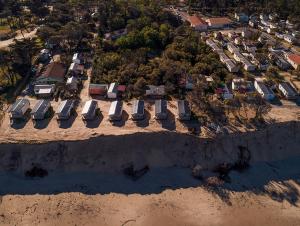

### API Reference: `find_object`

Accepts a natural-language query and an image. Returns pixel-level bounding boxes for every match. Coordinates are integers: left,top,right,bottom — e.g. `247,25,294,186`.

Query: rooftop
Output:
288,54,300,65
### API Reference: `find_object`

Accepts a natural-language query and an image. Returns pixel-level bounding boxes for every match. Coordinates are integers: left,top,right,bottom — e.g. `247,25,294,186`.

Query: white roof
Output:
108,82,118,93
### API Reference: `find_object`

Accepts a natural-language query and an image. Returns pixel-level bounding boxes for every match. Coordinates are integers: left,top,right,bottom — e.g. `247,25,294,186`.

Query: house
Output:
34,84,55,98
81,100,98,121
222,84,233,100
35,62,65,85
205,17,232,29
131,100,145,121
235,13,249,23
275,56,291,70
9,98,30,120
227,43,239,54
254,80,275,100
66,76,79,91
145,85,165,98
233,51,244,62
31,100,51,120
278,82,298,99
286,54,300,70
107,82,118,99
219,52,230,63
155,99,168,120
89,84,108,96
187,15,208,31
108,100,123,121
56,100,75,120
177,100,191,121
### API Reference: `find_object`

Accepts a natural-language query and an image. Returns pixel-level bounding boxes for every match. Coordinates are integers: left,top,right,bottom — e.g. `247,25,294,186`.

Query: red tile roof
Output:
288,54,300,65
188,15,207,26
207,17,232,25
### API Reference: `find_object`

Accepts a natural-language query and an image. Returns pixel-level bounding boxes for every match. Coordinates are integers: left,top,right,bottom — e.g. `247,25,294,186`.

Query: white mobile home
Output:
278,82,298,99
131,100,145,121
56,100,75,120
107,82,118,99
254,80,275,100
108,100,123,121
9,98,30,120
177,100,191,121
81,100,98,120
31,100,51,120
155,99,168,120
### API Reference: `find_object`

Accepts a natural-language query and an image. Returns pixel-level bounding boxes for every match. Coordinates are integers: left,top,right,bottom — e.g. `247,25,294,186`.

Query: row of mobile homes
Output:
254,80,275,100
56,100,75,120
9,98,30,121
155,99,168,120
31,100,51,121
81,100,98,121
278,82,298,100
177,100,191,121
108,100,123,121
131,100,145,121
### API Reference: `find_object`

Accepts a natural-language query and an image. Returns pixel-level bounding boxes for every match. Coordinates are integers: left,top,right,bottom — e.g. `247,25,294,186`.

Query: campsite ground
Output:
0,157,300,226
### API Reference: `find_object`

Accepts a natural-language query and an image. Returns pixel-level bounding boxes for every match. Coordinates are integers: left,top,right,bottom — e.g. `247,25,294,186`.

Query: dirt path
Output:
0,28,37,49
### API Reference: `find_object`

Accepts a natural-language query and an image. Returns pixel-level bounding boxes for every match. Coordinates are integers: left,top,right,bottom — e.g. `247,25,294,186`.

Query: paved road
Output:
0,29,37,49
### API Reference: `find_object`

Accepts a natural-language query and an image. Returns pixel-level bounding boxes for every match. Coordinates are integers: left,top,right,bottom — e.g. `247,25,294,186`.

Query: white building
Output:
107,82,118,99
278,82,298,99
222,84,233,100
254,80,275,100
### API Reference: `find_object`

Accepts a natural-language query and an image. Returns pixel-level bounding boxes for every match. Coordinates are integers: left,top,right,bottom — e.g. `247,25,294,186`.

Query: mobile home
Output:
108,100,123,121
81,100,98,120
177,100,191,121
56,100,75,120
107,82,118,99
31,100,51,120
9,98,30,120
131,100,145,120
278,82,298,99
155,99,168,120
254,80,275,100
